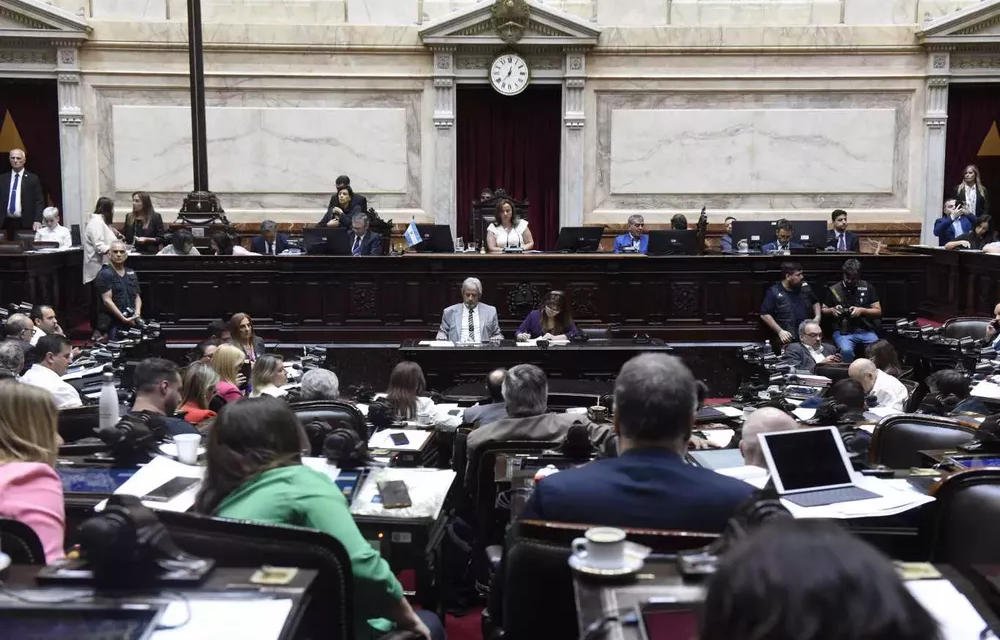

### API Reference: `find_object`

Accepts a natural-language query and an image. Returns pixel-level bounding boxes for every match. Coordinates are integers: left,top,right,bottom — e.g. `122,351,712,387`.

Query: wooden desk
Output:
0,248,85,328
910,246,1000,321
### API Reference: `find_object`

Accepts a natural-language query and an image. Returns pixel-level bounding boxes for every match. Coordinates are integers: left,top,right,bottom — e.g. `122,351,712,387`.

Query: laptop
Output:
758,425,880,507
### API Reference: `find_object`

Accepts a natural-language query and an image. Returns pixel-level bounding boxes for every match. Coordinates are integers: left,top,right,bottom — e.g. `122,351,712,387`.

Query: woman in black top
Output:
123,191,164,253
318,186,362,229
944,213,993,250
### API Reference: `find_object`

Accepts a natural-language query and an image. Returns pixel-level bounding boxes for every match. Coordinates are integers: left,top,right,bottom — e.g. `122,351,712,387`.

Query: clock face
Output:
490,54,530,96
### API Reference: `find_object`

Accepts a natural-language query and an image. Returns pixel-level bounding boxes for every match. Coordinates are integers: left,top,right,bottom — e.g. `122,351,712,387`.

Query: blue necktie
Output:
7,173,18,215
352,236,361,256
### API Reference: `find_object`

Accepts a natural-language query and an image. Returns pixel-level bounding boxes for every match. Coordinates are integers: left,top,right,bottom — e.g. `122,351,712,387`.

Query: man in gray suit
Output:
782,320,840,373
463,368,508,427
436,277,503,343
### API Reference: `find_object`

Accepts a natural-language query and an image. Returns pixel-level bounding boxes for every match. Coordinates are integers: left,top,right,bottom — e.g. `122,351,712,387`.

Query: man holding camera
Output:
822,258,881,363
95,241,142,340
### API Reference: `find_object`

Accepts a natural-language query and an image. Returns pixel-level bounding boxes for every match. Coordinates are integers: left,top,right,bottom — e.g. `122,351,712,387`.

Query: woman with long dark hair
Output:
123,191,164,253
385,361,433,421
515,290,578,341
228,312,266,363
210,231,254,256
194,398,442,640
319,185,362,229
944,214,994,250
866,339,903,378
486,198,534,252
84,197,122,338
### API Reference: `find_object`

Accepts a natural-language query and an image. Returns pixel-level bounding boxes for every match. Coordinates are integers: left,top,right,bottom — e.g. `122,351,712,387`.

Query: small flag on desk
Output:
404,219,422,247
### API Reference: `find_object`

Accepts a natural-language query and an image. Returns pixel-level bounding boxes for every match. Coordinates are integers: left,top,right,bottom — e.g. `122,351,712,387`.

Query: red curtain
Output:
456,85,561,250
0,80,62,213
945,84,1000,201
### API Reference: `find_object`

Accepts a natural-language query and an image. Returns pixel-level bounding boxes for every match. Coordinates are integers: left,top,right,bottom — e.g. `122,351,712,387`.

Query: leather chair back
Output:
0,517,46,564
0,242,23,254
578,325,613,340
58,405,101,443
471,441,557,545
930,468,1000,566
470,189,529,248
869,414,977,469
290,399,369,441
365,208,392,256
941,317,992,341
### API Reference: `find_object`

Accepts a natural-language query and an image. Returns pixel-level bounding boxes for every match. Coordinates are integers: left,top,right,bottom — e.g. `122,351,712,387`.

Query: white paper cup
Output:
173,434,201,465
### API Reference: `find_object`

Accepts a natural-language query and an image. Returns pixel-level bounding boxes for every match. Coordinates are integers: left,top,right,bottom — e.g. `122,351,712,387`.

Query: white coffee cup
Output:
173,433,201,465
571,527,627,569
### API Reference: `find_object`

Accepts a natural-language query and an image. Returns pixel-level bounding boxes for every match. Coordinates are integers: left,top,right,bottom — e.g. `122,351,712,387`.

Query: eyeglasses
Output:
803,332,823,338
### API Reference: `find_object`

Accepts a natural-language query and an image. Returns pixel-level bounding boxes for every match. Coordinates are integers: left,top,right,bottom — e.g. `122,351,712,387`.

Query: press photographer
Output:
95,240,142,341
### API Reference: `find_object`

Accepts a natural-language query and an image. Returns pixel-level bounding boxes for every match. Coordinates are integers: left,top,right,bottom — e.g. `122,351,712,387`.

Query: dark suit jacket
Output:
955,184,989,217
782,341,837,373
321,196,364,229
230,336,267,361
519,447,755,532
462,402,508,428
826,230,860,252
0,170,44,228
250,233,291,255
760,241,803,253
347,231,382,256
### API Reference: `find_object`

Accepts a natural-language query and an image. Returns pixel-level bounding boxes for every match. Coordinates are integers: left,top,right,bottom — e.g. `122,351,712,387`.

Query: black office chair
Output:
940,317,992,341
869,414,977,469
578,324,614,340
156,511,419,640
290,399,369,441
929,468,1000,566
0,517,46,565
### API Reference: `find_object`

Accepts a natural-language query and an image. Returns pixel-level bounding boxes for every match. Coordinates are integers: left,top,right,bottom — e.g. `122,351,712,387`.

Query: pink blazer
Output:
216,380,244,403
0,462,65,563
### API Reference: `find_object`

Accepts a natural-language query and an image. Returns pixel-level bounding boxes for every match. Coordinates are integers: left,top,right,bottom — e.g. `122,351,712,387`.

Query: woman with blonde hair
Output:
179,362,220,428
212,344,246,404
250,354,288,398
0,381,65,562
956,164,989,216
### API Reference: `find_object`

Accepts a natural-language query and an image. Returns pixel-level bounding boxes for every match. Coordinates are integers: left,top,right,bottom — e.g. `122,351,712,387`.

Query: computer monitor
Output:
791,220,829,250
412,224,455,253
302,228,352,255
554,226,605,252
647,230,699,256
730,221,776,251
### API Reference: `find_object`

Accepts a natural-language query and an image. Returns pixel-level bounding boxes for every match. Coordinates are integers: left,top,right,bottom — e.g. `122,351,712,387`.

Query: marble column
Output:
921,52,949,246
560,49,586,228
431,48,457,229
55,44,85,231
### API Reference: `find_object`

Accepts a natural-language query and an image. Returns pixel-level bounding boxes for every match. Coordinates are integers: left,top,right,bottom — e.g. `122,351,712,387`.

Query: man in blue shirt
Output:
720,216,736,253
933,198,976,246
613,214,648,254
760,262,820,346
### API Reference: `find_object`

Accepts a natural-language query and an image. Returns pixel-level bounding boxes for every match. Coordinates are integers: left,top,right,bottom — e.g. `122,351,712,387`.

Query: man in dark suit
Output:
826,209,860,252
519,353,754,532
348,212,382,256
336,174,368,212
782,320,840,373
1,148,44,239
250,220,290,256
463,368,508,427
760,219,803,253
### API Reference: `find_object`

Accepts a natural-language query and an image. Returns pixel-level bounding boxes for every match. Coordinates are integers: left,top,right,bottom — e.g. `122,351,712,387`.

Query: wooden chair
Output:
470,188,529,249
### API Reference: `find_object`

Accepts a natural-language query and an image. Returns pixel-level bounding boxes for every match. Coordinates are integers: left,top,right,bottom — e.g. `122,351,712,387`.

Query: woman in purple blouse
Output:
516,291,578,341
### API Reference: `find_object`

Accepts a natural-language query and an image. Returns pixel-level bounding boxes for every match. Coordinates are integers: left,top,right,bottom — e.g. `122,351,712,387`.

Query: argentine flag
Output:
404,219,422,247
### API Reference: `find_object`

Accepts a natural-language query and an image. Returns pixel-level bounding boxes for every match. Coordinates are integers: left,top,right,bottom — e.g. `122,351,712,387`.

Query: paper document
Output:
97,455,203,513
154,599,294,640
417,340,456,347
350,467,456,520
302,457,340,483
906,580,990,640
716,465,769,488
714,406,744,418
368,429,433,451
972,379,1000,400
62,363,107,381
792,407,816,421
780,474,935,519
866,406,903,419
794,374,832,385
516,339,569,347
701,429,735,448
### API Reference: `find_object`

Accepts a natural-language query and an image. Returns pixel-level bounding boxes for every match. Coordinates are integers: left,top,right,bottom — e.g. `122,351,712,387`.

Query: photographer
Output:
760,262,820,346
95,241,142,340
822,258,881,362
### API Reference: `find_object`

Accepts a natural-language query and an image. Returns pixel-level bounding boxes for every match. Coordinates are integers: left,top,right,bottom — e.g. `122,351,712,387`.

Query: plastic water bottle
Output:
99,372,120,432
764,339,771,354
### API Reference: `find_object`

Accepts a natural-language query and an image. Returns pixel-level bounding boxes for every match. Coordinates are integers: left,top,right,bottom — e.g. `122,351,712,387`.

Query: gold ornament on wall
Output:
491,0,530,45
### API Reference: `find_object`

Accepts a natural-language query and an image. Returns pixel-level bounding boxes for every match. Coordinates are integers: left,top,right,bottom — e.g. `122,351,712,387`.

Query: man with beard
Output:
822,258,881,363
124,358,199,435
760,262,820,346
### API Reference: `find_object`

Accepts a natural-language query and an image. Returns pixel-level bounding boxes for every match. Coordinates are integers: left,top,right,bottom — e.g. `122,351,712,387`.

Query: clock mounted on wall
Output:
489,52,530,96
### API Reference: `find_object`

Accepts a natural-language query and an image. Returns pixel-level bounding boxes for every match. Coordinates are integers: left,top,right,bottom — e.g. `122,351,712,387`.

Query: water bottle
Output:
99,372,120,432
764,339,771,354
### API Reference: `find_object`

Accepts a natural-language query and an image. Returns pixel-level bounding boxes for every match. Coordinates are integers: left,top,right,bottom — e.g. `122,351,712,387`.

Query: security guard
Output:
822,258,882,362
760,262,820,346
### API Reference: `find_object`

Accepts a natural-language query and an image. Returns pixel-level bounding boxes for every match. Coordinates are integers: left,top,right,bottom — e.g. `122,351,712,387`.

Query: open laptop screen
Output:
761,427,853,492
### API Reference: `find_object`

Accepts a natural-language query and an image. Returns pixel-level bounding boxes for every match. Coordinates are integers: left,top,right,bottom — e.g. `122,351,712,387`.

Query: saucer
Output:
568,552,644,578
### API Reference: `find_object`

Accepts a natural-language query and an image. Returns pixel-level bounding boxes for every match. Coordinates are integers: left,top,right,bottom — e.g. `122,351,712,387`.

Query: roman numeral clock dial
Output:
489,53,530,96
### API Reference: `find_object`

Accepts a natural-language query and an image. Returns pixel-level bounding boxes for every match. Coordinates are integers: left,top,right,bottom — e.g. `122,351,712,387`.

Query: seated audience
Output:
319,185,362,229
29,304,61,346
126,358,198,436
822,258,881,362
124,191,164,253
487,198,534,252
435,277,502,343
189,338,219,365
158,229,200,256
761,262,819,345
21,335,82,410
848,358,908,412
699,519,940,640
613,214,648,254
761,219,801,252
348,213,382,256
0,381,65,563
923,369,987,416
462,368,508,427
516,290,578,341
250,354,288,398
385,361,434,421
229,312,265,363
5,313,34,358
297,368,341,402
944,213,993,250
179,363,219,429
0,341,24,379
740,407,798,468
208,318,231,343
95,241,141,340
250,220,290,256
782,320,839,373
34,207,72,248
813,378,872,455
210,231,254,256
828,378,868,422
826,209,859,252
670,213,688,230
211,344,246,404
867,339,903,378
194,398,442,640
933,198,976,246
720,216,736,253
519,354,753,530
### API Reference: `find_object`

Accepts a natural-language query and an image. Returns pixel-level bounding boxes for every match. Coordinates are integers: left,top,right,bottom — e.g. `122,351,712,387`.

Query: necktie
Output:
8,172,19,215
352,236,361,256
268,242,273,255
468,307,475,342
838,233,845,251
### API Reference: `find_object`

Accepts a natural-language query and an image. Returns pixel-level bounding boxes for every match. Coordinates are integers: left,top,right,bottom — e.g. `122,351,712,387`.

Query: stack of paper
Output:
97,456,203,513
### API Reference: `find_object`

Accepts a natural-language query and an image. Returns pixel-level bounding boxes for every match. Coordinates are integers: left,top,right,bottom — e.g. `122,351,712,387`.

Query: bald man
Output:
463,368,508,427
848,358,908,412
1,148,44,238
740,408,799,468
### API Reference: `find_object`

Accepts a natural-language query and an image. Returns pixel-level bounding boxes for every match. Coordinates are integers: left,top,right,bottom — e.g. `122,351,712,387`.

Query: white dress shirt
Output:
83,214,118,284
158,245,201,256
872,370,909,412
7,169,23,216
487,219,528,249
806,343,826,364
35,224,72,248
20,364,83,410
460,304,482,343
30,326,44,346
965,185,978,214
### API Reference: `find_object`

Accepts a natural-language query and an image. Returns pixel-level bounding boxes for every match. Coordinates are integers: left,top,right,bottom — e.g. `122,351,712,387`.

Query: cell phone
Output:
141,476,199,502
389,432,409,446
377,479,412,509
